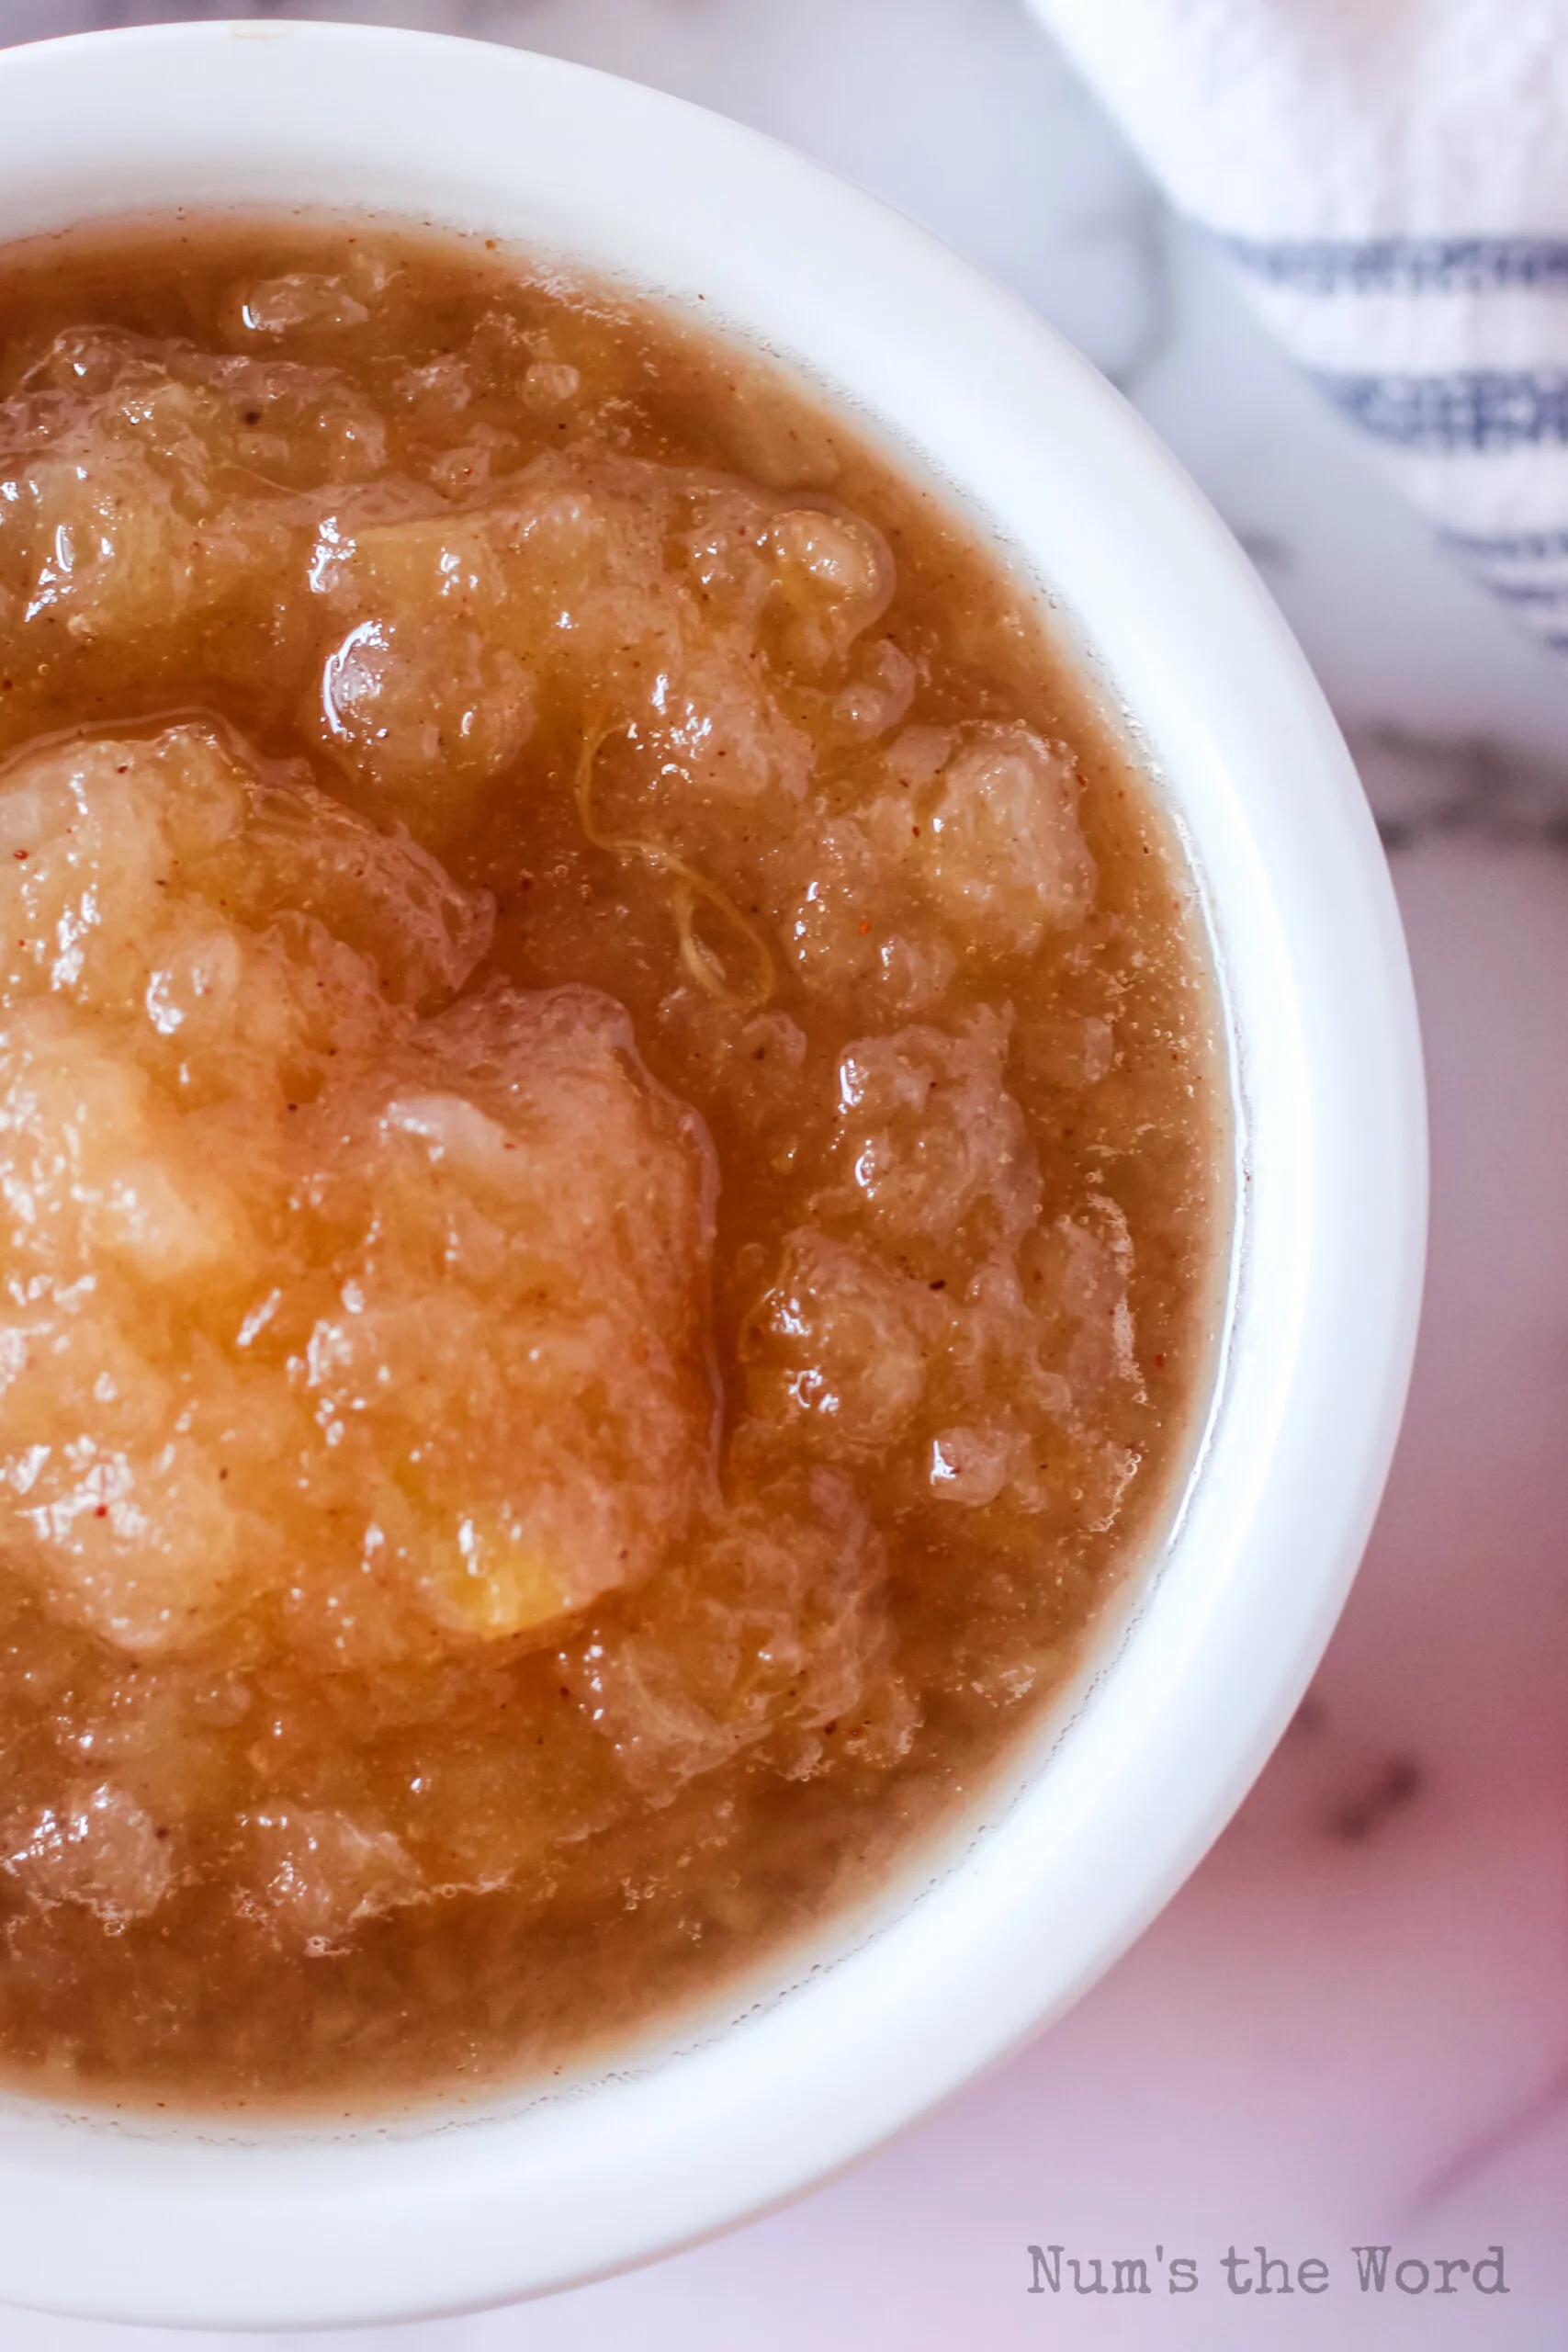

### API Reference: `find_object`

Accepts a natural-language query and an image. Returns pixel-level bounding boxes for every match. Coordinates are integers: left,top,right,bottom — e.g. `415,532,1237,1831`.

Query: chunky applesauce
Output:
0,223,1224,2109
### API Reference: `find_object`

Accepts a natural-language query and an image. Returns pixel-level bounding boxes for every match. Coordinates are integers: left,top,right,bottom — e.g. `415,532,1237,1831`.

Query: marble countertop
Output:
4,3,1566,2346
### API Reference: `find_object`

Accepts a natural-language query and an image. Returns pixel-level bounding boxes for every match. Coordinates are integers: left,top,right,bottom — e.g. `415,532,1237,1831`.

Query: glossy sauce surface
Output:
0,223,1224,2109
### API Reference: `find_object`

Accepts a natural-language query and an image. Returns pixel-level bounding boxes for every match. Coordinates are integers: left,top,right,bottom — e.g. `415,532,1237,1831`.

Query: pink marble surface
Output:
2,3,1565,2344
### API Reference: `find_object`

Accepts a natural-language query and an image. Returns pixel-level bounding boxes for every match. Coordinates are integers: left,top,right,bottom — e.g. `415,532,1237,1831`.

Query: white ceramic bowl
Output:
0,18,1426,2329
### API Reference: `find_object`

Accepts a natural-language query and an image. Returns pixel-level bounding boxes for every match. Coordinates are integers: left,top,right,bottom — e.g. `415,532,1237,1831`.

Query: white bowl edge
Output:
0,20,1427,2328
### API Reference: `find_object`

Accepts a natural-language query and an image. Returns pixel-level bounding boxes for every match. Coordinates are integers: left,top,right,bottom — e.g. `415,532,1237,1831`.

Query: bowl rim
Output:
0,17,1427,2329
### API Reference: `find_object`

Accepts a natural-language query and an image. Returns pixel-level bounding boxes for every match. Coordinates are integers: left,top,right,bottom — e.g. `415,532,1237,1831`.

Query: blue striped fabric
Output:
1218,232,1568,294
1318,370,1568,451
1021,0,1568,659
1201,230,1568,649
1436,521,1568,651
1440,525,1568,556
1474,577,1568,603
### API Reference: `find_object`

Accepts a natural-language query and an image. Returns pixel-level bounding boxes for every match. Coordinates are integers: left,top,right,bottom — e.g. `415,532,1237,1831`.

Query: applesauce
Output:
0,221,1225,2109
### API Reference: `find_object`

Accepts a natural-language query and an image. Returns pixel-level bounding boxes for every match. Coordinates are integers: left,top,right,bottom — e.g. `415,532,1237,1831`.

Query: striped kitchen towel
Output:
1025,0,1568,650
